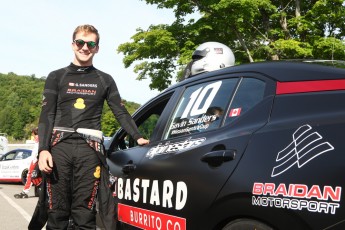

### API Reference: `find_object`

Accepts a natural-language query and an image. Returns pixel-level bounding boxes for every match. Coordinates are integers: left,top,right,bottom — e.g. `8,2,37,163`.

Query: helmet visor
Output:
192,48,209,60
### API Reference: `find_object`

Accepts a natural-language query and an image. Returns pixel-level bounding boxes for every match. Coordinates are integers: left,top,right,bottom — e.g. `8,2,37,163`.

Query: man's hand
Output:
137,137,149,145
38,150,53,174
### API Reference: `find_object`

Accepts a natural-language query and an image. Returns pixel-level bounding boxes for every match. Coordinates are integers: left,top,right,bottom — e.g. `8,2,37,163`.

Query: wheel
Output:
21,169,28,185
222,218,273,230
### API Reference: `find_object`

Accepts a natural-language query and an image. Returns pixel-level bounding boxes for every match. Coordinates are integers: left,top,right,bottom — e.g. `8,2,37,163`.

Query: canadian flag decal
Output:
229,108,242,117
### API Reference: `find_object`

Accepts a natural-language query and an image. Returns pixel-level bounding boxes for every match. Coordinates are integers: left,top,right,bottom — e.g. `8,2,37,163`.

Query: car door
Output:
108,74,275,229
0,149,32,182
0,150,17,179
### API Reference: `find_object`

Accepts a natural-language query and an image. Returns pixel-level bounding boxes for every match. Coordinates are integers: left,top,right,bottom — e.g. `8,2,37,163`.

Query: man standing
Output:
35,24,149,229
14,127,39,199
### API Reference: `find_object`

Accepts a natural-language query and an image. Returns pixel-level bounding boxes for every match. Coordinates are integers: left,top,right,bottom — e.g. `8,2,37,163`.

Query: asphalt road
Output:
0,183,38,230
0,183,106,230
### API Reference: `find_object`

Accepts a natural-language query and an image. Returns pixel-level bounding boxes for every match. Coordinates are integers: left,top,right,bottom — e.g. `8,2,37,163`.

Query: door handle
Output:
201,149,236,166
122,163,136,174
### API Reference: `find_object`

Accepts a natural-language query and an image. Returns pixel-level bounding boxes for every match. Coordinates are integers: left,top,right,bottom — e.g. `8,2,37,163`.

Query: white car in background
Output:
0,149,33,184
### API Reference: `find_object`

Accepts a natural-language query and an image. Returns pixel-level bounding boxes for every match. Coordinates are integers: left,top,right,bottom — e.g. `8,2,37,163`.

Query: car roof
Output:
7,149,32,152
143,60,345,106
225,61,345,81
178,60,345,85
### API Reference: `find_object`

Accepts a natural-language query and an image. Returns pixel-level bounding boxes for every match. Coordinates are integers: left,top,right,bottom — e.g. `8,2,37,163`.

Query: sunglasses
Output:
73,39,98,49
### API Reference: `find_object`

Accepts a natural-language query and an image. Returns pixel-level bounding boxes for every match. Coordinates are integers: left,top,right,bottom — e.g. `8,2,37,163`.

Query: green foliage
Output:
270,39,313,59
0,73,44,140
118,25,179,91
312,37,345,59
119,0,345,90
101,99,141,137
138,114,159,139
101,107,119,137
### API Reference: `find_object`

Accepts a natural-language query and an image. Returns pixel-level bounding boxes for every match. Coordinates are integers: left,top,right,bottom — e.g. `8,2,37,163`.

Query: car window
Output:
164,79,239,139
224,78,266,125
2,152,16,161
15,151,25,160
21,151,31,159
124,114,160,148
110,94,172,152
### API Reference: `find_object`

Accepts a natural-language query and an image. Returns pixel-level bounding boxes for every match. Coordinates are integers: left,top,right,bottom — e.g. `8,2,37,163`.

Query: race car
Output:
0,148,33,185
106,60,345,230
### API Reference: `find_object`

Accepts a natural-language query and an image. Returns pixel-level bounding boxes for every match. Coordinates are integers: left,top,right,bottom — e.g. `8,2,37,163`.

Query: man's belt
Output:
53,127,103,140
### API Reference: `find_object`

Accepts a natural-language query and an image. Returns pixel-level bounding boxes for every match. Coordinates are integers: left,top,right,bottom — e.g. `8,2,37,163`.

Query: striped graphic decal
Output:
276,79,345,95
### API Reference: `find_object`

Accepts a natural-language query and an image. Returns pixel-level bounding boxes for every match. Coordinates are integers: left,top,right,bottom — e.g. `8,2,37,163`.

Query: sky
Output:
0,0,175,104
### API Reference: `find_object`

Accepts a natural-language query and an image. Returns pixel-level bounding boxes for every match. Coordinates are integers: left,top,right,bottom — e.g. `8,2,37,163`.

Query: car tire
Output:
222,218,273,230
21,169,28,185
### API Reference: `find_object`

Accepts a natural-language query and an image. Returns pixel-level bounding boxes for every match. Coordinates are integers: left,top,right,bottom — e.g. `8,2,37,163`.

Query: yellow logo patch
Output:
74,98,86,109
93,166,101,178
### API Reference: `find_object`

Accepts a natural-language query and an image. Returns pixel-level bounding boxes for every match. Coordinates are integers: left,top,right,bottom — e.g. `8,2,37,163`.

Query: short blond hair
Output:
72,24,100,43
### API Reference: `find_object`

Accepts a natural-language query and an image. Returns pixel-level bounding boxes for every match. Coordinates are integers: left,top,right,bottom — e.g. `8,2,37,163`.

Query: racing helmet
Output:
190,42,235,76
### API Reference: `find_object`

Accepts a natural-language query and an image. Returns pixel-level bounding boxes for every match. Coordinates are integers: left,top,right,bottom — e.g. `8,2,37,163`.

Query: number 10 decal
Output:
181,81,222,118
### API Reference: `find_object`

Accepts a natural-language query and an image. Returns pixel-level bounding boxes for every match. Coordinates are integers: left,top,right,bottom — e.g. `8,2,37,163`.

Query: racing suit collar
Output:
68,62,96,73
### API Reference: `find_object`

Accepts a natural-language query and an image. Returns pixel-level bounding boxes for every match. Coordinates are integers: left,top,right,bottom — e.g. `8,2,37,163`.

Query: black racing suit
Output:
36,63,142,229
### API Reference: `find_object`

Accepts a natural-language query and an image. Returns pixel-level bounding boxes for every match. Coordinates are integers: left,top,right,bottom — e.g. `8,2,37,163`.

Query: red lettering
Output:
307,185,322,199
47,179,53,209
324,186,342,202
263,183,275,195
275,183,288,196
293,184,308,198
288,184,294,196
88,180,99,209
252,183,263,195
253,182,342,202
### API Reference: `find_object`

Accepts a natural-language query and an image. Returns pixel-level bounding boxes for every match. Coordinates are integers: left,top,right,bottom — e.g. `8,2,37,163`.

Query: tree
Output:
101,100,141,137
0,73,45,139
118,0,345,91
